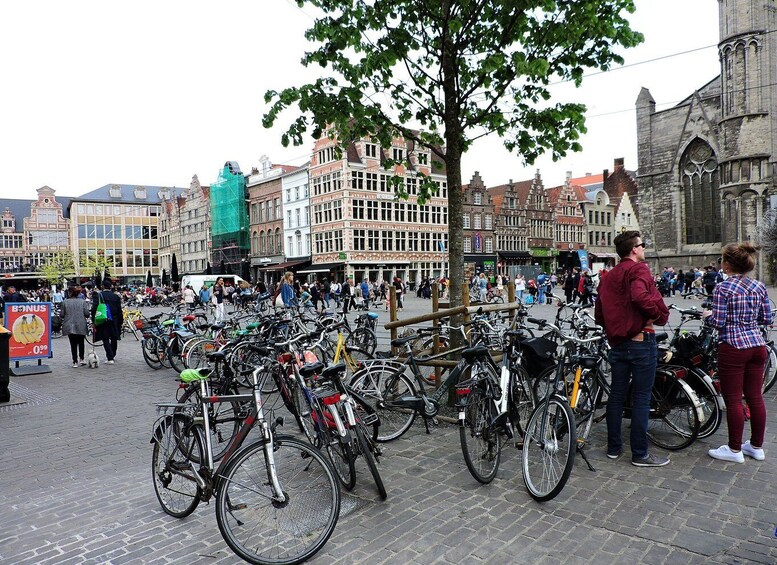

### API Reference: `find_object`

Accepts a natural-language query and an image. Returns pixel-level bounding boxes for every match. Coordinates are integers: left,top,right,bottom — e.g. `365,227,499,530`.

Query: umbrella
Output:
206,262,212,275
226,263,233,275
241,260,251,283
219,260,226,275
146,270,153,288
171,254,179,284
161,268,168,287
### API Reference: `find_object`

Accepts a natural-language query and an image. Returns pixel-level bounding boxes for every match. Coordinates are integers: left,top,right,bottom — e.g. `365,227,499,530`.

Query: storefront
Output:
529,248,558,273
498,251,531,279
464,253,498,282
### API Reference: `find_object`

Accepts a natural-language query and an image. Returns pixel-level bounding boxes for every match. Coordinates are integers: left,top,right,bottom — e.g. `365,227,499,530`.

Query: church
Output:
636,0,776,277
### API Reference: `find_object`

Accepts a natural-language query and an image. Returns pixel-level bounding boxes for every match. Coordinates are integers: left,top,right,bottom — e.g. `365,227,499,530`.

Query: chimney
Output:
603,169,609,183
614,157,625,170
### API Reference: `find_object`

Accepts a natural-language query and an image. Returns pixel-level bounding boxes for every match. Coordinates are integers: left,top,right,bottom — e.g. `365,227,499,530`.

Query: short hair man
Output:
595,231,670,467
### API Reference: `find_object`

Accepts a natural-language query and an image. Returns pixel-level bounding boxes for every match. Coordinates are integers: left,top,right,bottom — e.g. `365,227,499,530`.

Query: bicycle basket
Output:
675,333,705,366
518,336,558,375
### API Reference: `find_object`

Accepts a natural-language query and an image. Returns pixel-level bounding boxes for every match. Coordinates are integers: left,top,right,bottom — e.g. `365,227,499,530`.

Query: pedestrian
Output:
563,270,575,304
393,276,404,311
322,278,331,309
213,277,226,322
704,243,773,463
595,230,670,467
61,287,90,367
515,274,526,303
536,272,547,304
360,279,370,307
182,284,196,310
3,286,27,303
280,272,296,308
571,267,582,303
91,280,123,365
478,273,488,302
341,278,354,314
703,266,719,297
198,284,210,308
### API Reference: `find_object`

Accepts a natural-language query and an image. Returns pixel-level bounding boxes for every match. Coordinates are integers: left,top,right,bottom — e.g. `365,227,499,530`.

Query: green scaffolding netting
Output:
211,164,249,237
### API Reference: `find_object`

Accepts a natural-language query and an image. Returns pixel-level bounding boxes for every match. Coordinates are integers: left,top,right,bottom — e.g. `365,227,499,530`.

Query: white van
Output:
181,274,246,290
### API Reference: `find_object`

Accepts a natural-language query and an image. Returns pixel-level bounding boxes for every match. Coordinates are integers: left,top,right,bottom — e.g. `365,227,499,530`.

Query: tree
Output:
264,0,642,315
39,252,76,287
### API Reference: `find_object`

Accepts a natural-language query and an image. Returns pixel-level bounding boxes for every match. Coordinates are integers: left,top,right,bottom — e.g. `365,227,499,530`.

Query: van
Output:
180,274,246,290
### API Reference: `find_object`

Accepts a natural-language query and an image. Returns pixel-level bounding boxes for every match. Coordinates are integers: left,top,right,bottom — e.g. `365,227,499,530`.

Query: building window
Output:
473,192,482,205
463,214,470,229
365,143,377,158
464,237,471,253
392,147,404,162
484,214,492,230
681,138,721,244
473,214,481,230
417,152,428,165
485,237,493,253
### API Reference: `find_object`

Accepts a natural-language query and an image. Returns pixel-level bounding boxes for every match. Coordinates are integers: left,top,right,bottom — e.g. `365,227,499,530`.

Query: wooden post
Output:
389,286,398,354
462,283,471,341
431,282,441,386
507,281,516,326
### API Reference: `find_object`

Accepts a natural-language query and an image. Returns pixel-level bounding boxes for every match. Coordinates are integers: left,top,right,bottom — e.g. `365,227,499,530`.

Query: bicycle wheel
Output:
142,337,164,370
509,365,536,437
762,342,777,393
349,366,417,442
167,336,187,374
522,396,576,502
459,386,501,484
346,327,377,356
215,435,340,565
686,368,722,440
324,431,356,491
177,386,241,462
353,423,387,500
151,414,203,518
185,339,217,370
646,371,700,450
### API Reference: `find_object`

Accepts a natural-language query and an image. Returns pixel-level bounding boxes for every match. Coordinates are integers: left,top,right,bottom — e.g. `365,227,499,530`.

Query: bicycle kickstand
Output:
577,443,596,472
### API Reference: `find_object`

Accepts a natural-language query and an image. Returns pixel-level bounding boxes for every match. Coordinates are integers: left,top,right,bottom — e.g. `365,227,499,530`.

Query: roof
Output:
568,173,603,187
0,192,75,231
488,180,533,213
70,184,184,206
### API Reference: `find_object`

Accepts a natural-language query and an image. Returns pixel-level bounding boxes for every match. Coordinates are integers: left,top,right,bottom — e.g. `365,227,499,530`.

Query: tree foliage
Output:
263,0,643,309
39,252,76,286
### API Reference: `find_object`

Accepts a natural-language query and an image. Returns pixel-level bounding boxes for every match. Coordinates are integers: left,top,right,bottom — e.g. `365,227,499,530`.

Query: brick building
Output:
545,176,586,272
461,172,497,279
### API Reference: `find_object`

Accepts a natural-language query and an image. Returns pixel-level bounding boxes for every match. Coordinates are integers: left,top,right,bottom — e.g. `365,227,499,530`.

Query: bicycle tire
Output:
324,429,356,491
646,371,700,451
354,423,387,500
177,385,241,462
459,386,501,484
762,342,777,393
686,368,723,440
509,365,537,437
215,435,340,565
418,336,451,386
167,336,187,374
522,395,576,502
349,366,417,442
184,339,216,370
346,327,377,356
151,414,203,518
142,337,164,370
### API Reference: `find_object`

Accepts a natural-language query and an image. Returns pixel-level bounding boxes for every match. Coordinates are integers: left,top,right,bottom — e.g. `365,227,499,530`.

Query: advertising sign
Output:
577,249,590,272
3,302,53,361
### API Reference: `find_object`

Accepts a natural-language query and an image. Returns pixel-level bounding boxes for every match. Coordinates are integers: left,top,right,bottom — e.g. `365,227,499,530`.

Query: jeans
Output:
537,288,545,304
717,342,767,450
606,334,658,459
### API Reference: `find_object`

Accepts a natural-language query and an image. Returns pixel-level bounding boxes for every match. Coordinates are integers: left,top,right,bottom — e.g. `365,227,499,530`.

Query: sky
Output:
0,0,721,200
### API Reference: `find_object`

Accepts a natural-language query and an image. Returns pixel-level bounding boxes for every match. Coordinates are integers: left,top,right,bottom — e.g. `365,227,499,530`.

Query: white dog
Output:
86,350,100,369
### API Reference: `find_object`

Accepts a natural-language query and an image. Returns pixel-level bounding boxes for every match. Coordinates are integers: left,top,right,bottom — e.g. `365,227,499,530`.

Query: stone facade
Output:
247,160,288,283
546,176,586,270
636,0,777,273
0,208,25,272
23,186,70,270
179,175,211,275
461,172,497,278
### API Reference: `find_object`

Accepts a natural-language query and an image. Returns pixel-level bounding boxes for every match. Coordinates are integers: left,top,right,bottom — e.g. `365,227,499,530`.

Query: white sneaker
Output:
708,445,745,463
73,362,79,368
742,441,765,461
106,360,115,365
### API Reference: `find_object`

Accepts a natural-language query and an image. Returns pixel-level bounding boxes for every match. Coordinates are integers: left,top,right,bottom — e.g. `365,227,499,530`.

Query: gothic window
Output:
681,139,721,244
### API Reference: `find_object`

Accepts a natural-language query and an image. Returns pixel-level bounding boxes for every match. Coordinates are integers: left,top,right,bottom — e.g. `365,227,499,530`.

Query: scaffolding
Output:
210,161,250,273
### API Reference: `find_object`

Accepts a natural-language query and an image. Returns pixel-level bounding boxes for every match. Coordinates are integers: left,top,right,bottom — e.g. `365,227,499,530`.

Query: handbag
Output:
94,292,109,326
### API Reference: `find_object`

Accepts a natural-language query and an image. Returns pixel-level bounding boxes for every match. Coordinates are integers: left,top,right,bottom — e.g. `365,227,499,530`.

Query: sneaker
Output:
708,445,744,463
73,362,79,368
106,360,115,365
606,449,622,460
741,441,765,461
79,360,87,366
632,453,671,467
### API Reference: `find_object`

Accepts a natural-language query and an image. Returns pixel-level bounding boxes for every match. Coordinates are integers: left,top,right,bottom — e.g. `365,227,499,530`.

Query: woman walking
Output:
61,287,90,367
213,277,226,323
91,281,123,365
705,243,773,462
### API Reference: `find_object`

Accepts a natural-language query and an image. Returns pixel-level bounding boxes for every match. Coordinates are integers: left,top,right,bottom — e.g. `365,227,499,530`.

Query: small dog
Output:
86,351,100,369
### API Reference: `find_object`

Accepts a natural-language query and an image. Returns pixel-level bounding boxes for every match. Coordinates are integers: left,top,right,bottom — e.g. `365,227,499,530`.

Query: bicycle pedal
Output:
514,441,524,450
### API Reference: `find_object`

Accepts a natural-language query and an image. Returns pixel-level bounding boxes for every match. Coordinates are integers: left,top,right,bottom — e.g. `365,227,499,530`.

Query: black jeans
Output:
68,334,85,363
102,336,118,361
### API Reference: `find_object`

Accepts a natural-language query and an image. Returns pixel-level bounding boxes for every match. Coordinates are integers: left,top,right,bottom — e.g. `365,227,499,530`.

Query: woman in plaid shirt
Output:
704,243,773,463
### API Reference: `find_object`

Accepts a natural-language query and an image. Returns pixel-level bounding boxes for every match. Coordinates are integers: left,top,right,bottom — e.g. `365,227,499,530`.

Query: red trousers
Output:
717,342,767,450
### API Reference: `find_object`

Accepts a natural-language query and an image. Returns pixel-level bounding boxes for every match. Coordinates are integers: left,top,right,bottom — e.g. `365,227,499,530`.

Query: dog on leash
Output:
86,350,100,368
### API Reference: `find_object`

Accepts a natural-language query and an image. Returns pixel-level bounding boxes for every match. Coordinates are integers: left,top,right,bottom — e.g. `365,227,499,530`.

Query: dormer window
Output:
134,186,147,200
365,143,377,159
473,192,482,205
109,185,122,198
392,147,405,162
417,152,429,165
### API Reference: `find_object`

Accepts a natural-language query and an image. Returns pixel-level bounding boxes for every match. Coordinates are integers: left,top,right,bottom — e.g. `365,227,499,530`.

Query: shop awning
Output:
499,251,531,259
257,259,311,271
590,252,619,259
296,262,345,274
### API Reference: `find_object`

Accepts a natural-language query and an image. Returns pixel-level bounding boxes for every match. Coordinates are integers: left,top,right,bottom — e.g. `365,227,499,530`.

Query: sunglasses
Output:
634,243,646,249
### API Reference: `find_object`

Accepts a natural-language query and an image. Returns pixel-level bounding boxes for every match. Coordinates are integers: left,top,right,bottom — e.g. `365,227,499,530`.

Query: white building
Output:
282,165,311,262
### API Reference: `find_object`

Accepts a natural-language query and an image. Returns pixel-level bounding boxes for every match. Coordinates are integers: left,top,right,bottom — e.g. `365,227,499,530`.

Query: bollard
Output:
0,326,10,403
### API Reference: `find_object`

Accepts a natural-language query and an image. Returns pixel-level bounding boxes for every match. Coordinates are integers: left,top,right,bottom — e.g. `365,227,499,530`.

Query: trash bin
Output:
0,326,10,403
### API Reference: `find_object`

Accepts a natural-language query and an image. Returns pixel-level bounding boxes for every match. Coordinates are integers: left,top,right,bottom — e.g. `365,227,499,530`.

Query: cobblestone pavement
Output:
1,294,777,564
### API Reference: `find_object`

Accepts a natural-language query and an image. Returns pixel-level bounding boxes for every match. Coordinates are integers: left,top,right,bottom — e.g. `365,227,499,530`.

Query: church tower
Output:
717,0,777,243
635,0,776,271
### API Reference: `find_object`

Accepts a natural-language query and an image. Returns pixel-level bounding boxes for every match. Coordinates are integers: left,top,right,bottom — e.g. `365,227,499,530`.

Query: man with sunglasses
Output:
595,231,670,467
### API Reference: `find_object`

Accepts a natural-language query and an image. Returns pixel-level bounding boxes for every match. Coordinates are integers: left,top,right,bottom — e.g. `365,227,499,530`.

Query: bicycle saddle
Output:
321,363,346,380
299,361,326,378
206,351,228,362
179,367,214,382
391,335,417,348
461,344,490,362
210,323,226,330
655,332,669,343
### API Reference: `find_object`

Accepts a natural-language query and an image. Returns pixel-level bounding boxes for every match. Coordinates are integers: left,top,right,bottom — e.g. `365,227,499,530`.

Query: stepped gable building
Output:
179,175,211,276
636,0,777,274
307,131,449,285
461,172,497,278
545,175,586,271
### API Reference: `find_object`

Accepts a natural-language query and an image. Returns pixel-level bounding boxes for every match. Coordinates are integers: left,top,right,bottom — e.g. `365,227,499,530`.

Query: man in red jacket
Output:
595,231,670,467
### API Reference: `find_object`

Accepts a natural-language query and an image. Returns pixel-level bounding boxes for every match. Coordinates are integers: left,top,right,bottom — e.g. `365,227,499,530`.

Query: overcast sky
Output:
0,0,720,200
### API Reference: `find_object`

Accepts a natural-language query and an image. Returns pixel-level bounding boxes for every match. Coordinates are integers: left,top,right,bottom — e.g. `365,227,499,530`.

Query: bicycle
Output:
151,357,341,565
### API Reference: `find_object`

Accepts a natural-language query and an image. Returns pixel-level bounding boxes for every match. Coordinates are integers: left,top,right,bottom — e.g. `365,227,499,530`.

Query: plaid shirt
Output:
708,275,773,349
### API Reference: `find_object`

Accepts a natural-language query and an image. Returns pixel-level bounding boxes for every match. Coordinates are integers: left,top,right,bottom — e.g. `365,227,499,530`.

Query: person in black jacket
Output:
702,266,719,297
91,280,123,364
